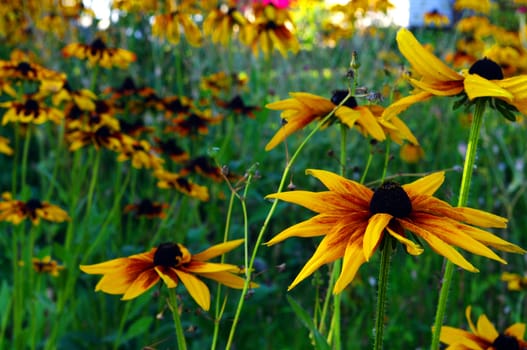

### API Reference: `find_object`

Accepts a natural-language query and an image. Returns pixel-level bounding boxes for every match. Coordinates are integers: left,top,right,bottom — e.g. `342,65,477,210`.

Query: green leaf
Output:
286,295,331,350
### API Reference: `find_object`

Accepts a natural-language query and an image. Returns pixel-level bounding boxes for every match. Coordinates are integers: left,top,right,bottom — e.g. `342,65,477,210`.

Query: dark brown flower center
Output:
331,90,358,108
153,243,183,267
90,38,107,53
369,181,412,218
16,62,33,75
25,198,43,211
469,57,504,80
24,99,40,115
492,333,519,350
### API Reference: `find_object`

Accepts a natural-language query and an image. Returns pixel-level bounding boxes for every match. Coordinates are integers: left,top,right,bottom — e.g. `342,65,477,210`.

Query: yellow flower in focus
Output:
62,38,136,69
440,306,527,349
266,170,524,293
80,239,256,311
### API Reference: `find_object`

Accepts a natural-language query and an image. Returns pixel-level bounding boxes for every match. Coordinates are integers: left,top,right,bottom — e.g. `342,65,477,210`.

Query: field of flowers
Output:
1,0,527,349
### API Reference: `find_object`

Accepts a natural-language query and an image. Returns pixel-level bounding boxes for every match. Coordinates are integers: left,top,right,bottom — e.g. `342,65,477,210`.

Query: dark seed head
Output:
153,243,183,267
492,333,520,350
331,90,358,108
469,57,504,80
369,181,412,218
24,99,40,115
25,198,43,211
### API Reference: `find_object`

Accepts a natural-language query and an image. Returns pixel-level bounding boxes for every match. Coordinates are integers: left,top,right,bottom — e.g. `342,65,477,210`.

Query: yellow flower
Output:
152,12,202,47
32,256,65,277
155,169,210,201
454,0,495,14
62,38,136,69
117,138,165,170
440,306,527,349
0,97,64,125
80,239,256,311
265,91,387,151
501,272,527,291
0,136,13,156
123,199,169,219
0,193,70,225
423,9,450,27
266,170,524,293
203,4,247,45
384,28,527,121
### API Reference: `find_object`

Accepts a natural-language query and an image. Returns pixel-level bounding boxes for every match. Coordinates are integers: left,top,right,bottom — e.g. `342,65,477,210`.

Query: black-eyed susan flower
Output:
153,137,189,163
440,306,527,349
62,37,136,69
240,3,299,57
155,169,210,201
0,193,70,225
203,3,247,46
43,80,97,111
0,96,64,125
32,256,65,277
399,142,425,163
501,272,527,291
123,199,169,219
80,239,256,310
165,109,223,137
66,125,125,152
423,9,450,27
265,91,387,151
0,136,13,155
117,138,165,170
266,170,525,293
152,8,202,47
200,71,248,96
384,28,527,121
0,58,65,83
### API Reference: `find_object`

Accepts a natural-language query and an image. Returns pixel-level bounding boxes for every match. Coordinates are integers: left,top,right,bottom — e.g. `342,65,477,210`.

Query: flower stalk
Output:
430,99,486,349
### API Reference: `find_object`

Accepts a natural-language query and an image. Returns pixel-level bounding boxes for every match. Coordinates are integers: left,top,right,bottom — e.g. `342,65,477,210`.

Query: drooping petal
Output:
497,75,527,100
439,325,484,348
155,266,179,288
505,323,526,340
464,74,514,103
287,234,347,290
454,207,507,228
408,78,464,96
183,261,241,273
459,223,526,253
333,236,366,293
121,270,160,300
265,113,316,150
94,273,135,294
191,239,244,261
386,226,423,255
401,220,479,272
351,106,386,141
382,116,419,145
175,269,211,311
363,213,391,261
403,171,445,196
475,314,499,342
288,92,335,112
80,257,133,274
396,28,463,83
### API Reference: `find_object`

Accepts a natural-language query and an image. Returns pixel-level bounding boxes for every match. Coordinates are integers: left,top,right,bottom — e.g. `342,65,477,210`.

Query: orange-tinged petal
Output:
401,220,479,272
264,114,316,150
305,169,373,200
266,190,351,213
288,92,335,112
334,107,360,128
408,78,464,96
497,75,527,100
440,325,483,348
333,237,365,293
363,213,391,261
464,74,514,102
350,106,386,141
155,266,179,288
288,235,346,290
382,116,419,145
80,257,132,274
265,214,339,245
455,207,507,228
184,261,240,273
382,91,433,120
175,269,211,311
121,270,160,300
448,221,525,254
192,239,244,261
403,171,445,196
94,273,134,294
396,28,463,83
505,323,526,339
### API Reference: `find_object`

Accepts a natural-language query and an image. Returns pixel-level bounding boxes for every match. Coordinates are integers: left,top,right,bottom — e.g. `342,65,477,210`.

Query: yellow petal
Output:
265,214,338,245
347,106,386,141
505,323,526,340
466,306,477,334
497,75,527,100
155,266,179,288
266,190,350,213
439,326,479,347
184,261,240,273
363,213,391,261
455,223,525,254
382,91,433,120
287,235,346,290
396,28,463,83
476,314,499,342
383,116,419,145
191,239,244,261
408,78,464,96
121,270,160,300
333,237,365,293
305,169,373,200
175,269,211,311
80,257,136,274
464,74,514,102
455,207,507,228
386,226,423,256
401,220,478,272
264,113,316,150
403,171,444,196
198,271,257,289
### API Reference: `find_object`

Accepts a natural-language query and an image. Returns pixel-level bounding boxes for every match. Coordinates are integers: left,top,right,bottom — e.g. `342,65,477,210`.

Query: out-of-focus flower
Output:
123,199,169,219
399,143,425,163
0,96,64,125
0,193,69,225
423,9,450,27
155,169,210,201
203,3,247,45
454,0,495,14
62,37,136,69
501,272,527,291
31,256,65,277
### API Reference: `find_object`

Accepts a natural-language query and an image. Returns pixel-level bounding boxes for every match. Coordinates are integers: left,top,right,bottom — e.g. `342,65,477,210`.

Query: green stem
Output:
211,191,236,350
430,100,486,349
85,149,101,218
381,139,391,182
20,125,32,196
373,238,393,350
226,93,354,349
168,289,187,350
113,302,132,350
